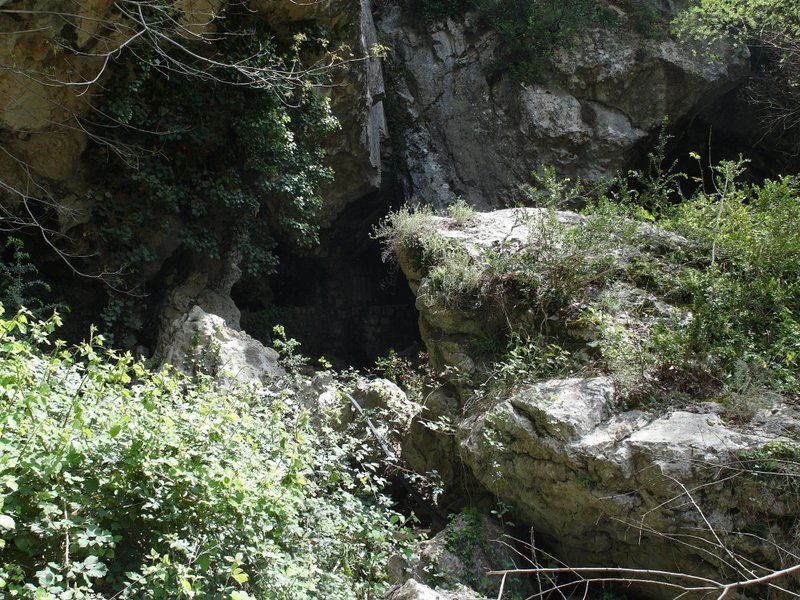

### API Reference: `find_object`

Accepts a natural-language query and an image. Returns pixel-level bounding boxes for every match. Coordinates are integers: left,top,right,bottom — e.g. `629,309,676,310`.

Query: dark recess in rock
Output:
233,189,421,368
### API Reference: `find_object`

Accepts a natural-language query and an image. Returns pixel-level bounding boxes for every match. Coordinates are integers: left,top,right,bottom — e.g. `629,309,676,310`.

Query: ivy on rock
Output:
87,9,338,290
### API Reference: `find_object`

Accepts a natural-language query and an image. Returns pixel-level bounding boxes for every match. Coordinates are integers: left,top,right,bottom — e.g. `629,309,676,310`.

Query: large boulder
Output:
390,207,800,598
158,305,283,385
457,377,800,598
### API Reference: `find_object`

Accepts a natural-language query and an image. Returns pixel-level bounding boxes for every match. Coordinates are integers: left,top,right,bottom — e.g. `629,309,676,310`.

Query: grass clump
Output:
374,204,483,304
378,147,800,407
0,308,413,599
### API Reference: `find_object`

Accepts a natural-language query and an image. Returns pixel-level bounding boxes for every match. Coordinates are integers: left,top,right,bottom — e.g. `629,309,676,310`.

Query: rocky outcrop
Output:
458,377,800,595
318,0,388,223
391,208,800,598
377,5,749,209
158,305,283,384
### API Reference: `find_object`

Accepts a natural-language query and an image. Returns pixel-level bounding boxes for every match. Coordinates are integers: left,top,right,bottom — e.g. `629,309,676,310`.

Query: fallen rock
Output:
410,512,534,599
382,578,488,600
158,305,283,385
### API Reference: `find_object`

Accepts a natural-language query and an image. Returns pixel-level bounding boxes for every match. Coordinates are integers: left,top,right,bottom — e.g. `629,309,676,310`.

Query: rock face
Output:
408,512,533,599
318,0,388,223
377,5,749,209
391,209,800,598
158,305,283,385
458,378,800,586
383,579,487,600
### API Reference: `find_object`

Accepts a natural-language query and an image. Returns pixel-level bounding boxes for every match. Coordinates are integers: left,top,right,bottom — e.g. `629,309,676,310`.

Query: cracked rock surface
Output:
377,5,748,209
394,209,800,599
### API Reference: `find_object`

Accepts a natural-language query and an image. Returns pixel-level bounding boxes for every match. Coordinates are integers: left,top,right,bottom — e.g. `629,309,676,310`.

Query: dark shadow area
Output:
233,189,421,368
633,71,799,196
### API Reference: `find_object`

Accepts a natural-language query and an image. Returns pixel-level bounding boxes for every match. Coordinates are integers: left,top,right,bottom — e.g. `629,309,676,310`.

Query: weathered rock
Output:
318,0,388,222
345,378,422,457
457,377,800,598
394,207,679,379
393,208,800,598
410,512,533,599
158,305,282,384
401,387,461,491
377,6,749,209
382,579,487,600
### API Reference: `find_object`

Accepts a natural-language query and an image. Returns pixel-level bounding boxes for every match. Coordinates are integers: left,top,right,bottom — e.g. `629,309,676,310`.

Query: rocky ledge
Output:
390,208,800,599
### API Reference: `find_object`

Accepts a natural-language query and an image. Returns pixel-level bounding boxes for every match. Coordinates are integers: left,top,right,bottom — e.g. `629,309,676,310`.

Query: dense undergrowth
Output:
375,152,800,406
0,309,413,599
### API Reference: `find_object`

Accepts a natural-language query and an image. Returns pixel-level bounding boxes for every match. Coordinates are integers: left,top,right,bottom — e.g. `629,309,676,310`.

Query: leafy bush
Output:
0,237,63,319
0,308,412,599
484,207,636,321
658,164,800,392
673,0,800,134
374,205,484,303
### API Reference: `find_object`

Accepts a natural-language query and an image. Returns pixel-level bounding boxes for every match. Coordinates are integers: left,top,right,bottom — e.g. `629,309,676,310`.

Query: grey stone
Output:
382,579,487,600
393,208,800,598
377,7,748,209
158,305,283,385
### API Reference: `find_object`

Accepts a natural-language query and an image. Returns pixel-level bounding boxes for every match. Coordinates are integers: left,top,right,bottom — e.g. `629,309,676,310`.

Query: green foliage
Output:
374,205,441,264
738,442,800,500
373,349,435,404
652,161,800,392
673,0,800,133
495,333,574,383
446,198,476,226
444,507,486,566
374,205,484,304
484,206,636,321
673,0,800,50
0,308,412,599
0,237,63,319
87,8,337,297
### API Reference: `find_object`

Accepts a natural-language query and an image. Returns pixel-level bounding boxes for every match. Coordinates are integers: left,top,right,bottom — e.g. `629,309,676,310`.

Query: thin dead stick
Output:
487,562,800,598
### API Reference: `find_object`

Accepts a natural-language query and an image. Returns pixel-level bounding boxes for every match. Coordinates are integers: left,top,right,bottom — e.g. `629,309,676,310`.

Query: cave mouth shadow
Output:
232,190,421,369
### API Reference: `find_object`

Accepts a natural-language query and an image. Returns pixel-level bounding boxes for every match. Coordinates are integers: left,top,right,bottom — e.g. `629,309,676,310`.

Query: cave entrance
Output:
630,77,799,196
233,189,420,369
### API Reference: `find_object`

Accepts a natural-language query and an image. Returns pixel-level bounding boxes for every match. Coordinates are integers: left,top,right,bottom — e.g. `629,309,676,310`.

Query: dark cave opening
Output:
233,189,421,369
632,73,799,197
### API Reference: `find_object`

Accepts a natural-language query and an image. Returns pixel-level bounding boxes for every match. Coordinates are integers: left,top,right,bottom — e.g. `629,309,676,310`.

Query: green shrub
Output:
0,237,63,319
446,198,476,227
483,206,635,322
658,165,800,392
673,0,800,135
0,308,412,599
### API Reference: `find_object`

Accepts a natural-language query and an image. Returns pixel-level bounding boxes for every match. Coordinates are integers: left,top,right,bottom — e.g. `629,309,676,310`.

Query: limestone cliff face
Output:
0,1,749,299
376,4,749,209
0,0,119,230
318,0,388,223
